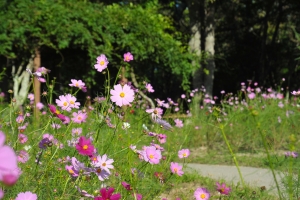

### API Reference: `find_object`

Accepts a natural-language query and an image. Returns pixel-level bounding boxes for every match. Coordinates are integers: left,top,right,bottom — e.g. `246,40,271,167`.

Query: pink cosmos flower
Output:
69,79,85,89
146,107,163,120
178,149,190,158
181,94,186,99
93,167,110,181
145,83,154,93
56,95,71,111
216,182,231,195
174,119,183,128
17,150,29,163
170,162,184,176
194,187,210,200
110,84,135,107
71,111,87,124
65,165,79,177
92,154,114,174
94,54,109,72
15,191,37,200
76,136,94,156
123,52,133,62
157,134,167,144
18,134,28,144
36,102,44,110
16,115,24,123
27,93,34,101
0,131,18,183
65,94,80,109
143,146,162,164
94,187,121,200
248,93,256,99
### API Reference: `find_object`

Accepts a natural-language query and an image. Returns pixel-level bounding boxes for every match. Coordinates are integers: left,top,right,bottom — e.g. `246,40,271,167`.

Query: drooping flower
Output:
170,162,184,176
123,52,133,62
155,118,172,130
93,167,110,181
110,84,135,107
178,149,190,159
94,187,121,200
157,134,167,144
194,187,210,200
15,191,37,200
94,54,109,72
132,193,142,200
174,119,183,128
121,181,132,190
146,107,163,120
71,111,87,124
76,136,94,156
75,186,94,198
216,182,231,195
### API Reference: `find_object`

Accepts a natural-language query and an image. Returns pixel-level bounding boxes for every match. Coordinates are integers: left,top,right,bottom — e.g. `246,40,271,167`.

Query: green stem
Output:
219,124,245,187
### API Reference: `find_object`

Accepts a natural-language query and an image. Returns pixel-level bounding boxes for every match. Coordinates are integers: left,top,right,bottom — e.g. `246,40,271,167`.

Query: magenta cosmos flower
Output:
0,131,18,182
216,182,231,195
15,191,37,200
194,187,210,200
110,84,135,107
178,149,190,159
94,54,109,72
75,136,94,156
170,162,184,176
123,52,133,62
94,187,121,200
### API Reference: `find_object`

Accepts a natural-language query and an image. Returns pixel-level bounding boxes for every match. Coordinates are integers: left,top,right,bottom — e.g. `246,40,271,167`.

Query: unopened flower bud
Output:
8,90,13,94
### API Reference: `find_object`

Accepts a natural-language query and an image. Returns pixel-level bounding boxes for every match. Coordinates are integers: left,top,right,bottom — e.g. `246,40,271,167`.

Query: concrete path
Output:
181,163,286,197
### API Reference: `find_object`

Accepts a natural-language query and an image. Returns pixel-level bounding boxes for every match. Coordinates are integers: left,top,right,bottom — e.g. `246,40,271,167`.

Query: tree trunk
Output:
33,48,41,120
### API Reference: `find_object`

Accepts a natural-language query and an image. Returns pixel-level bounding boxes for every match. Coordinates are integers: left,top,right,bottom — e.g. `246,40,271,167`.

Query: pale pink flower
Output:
110,84,135,107
72,128,82,136
157,134,167,144
69,79,85,89
94,54,109,72
170,162,184,176
27,93,34,101
145,83,154,93
18,134,28,144
181,94,186,99
93,154,114,174
248,93,256,99
65,94,80,109
146,107,163,120
16,115,24,123
15,191,37,200
17,150,29,163
71,111,87,124
123,52,133,62
194,188,210,200
56,95,71,111
174,119,183,128
36,102,44,110
142,146,162,164
178,149,190,158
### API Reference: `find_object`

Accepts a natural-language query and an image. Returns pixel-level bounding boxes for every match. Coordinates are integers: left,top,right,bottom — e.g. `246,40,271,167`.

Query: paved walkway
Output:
181,163,286,197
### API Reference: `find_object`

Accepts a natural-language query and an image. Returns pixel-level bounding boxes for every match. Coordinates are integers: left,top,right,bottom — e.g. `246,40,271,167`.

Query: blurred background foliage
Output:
1,0,300,103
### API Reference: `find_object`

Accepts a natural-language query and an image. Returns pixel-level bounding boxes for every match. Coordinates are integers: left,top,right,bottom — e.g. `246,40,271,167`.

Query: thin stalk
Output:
219,125,245,187
253,117,282,199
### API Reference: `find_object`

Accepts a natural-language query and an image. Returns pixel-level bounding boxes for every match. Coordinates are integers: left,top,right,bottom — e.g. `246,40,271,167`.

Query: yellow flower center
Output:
174,168,178,172
183,153,186,157
55,110,60,115
75,83,79,86
120,92,125,98
78,117,82,120
149,154,154,159
69,169,74,174
200,194,206,199
154,110,158,114
63,102,68,106
100,61,105,66
83,145,88,150
102,163,106,167
70,101,74,105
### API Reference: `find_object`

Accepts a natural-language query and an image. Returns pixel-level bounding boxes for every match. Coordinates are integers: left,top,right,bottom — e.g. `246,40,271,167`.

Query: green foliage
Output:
0,0,196,90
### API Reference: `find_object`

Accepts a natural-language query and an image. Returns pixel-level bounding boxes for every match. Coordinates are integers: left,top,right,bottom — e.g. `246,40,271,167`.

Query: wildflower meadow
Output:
0,52,300,200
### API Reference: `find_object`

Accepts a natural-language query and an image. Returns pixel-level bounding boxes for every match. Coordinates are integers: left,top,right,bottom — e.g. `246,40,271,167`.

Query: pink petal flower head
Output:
16,115,24,123
17,150,29,163
123,52,133,62
93,154,114,174
174,119,183,128
145,83,154,93
0,131,18,183
76,136,94,156
15,191,37,200
143,146,162,164
69,79,85,89
27,93,34,101
56,95,71,111
194,187,210,200
133,193,142,200
110,84,135,107
248,92,256,99
36,102,44,110
94,187,121,200
95,54,109,72
157,134,167,144
178,149,190,158
216,182,231,195
170,162,184,176
71,111,87,124
18,134,28,144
